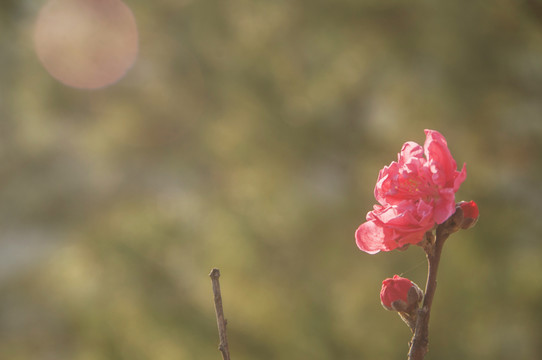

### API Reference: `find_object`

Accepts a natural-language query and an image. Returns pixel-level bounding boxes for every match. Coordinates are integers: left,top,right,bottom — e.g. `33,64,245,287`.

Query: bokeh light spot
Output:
34,0,138,89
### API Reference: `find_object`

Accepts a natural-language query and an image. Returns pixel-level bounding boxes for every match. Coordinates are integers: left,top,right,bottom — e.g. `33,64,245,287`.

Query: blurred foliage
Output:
2,0,542,359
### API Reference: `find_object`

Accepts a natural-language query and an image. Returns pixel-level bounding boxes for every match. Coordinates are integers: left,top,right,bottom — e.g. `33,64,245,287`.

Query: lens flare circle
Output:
34,0,138,89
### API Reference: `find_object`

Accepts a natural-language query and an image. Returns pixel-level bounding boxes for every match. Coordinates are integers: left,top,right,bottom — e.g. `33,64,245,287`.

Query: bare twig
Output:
408,208,464,360
210,268,231,360
407,236,444,360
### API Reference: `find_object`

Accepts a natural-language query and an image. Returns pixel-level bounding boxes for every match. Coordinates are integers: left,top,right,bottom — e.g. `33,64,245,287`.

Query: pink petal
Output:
399,142,424,165
355,220,396,254
433,189,456,224
374,163,399,205
454,163,467,192
395,228,429,248
424,129,457,187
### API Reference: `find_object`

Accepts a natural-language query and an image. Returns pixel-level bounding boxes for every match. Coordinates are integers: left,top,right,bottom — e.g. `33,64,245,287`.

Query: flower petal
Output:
424,129,457,187
355,220,395,254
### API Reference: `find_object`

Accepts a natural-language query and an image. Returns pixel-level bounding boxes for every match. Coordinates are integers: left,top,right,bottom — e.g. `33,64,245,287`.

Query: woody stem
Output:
408,208,463,360
407,232,445,360
210,268,231,360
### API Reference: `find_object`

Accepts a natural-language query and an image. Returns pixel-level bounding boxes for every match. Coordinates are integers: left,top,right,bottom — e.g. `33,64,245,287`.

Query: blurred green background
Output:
2,0,542,359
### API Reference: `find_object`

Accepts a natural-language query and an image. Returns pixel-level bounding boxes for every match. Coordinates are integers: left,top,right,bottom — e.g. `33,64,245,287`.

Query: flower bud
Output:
458,201,479,229
380,275,423,312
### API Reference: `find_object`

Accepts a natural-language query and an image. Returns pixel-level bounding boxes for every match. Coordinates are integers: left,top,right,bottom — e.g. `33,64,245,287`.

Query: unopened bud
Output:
458,201,479,229
380,275,423,312
380,275,424,332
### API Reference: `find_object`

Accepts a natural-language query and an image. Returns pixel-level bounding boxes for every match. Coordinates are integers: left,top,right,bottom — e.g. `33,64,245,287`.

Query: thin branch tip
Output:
210,268,220,278
209,267,231,360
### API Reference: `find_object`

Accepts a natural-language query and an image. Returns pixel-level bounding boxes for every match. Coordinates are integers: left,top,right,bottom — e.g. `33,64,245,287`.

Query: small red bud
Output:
380,275,423,312
458,201,479,229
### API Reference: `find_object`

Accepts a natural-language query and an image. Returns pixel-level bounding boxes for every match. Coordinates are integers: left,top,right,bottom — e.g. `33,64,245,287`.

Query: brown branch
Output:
210,268,231,360
407,234,444,360
408,208,464,360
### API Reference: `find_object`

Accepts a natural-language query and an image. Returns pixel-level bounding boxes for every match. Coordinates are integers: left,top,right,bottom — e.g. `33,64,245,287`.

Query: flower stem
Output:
407,234,444,359
408,209,463,360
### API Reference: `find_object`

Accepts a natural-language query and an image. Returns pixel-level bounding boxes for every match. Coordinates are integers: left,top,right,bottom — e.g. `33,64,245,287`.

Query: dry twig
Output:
408,208,464,360
210,268,231,360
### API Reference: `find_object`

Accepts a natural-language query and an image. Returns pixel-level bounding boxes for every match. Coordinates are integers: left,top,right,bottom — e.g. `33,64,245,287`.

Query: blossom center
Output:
394,176,439,202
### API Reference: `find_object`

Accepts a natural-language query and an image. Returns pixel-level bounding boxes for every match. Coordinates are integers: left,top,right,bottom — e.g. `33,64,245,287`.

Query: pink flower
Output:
356,130,466,254
356,201,434,254
380,275,423,311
